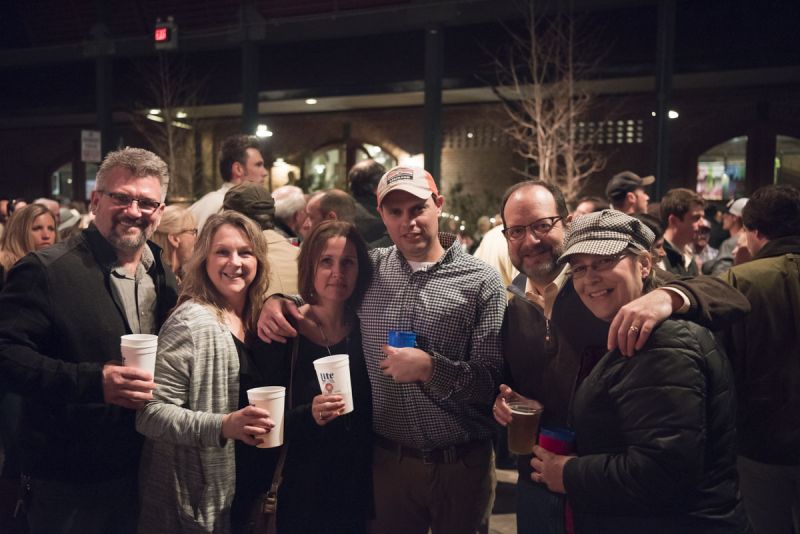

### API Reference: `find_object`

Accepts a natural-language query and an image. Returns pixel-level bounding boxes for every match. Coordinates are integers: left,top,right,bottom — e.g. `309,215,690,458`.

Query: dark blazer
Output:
0,225,178,482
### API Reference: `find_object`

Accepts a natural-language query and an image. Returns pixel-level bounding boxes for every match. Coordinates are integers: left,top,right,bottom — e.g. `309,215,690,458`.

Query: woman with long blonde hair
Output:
137,211,275,533
0,203,56,286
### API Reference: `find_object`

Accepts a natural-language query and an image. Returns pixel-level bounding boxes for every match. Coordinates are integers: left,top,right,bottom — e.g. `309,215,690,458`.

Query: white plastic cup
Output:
120,345,156,377
120,334,158,348
312,354,353,414
247,386,286,448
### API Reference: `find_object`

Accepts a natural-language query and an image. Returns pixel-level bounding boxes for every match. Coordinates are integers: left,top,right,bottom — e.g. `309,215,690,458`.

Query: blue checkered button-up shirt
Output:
360,234,505,449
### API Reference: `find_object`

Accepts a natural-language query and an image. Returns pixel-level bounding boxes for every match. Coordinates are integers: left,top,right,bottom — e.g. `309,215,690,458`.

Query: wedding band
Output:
320,411,328,421
629,325,641,334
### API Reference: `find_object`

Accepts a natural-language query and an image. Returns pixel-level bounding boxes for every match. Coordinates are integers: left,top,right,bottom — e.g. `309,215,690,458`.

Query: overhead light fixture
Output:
651,110,679,119
146,114,165,123
171,120,192,130
467,132,474,139
149,109,161,115
175,110,187,119
255,124,273,138
305,98,318,105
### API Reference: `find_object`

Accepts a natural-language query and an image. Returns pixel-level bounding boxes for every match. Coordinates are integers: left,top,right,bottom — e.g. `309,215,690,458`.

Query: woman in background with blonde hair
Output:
151,204,198,283
0,203,57,286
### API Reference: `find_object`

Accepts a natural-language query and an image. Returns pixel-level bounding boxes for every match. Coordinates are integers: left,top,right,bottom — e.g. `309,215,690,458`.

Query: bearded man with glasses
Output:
491,180,751,534
0,147,178,534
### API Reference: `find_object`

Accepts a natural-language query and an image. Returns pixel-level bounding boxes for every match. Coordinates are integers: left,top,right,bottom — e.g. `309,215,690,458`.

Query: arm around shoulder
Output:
660,270,750,330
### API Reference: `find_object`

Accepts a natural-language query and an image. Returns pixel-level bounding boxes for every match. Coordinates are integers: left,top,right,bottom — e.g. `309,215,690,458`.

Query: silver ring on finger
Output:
628,324,641,335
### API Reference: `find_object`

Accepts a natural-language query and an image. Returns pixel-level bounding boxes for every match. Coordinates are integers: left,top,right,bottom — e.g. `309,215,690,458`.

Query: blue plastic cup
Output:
387,330,416,348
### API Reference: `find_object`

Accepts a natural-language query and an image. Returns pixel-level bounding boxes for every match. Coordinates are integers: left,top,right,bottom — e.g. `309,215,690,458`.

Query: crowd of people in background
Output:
0,136,797,534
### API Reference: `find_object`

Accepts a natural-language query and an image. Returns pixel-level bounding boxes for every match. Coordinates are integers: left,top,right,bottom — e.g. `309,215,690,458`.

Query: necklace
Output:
307,309,348,356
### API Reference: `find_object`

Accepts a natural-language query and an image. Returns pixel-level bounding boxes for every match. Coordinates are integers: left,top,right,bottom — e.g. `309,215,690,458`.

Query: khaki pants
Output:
369,441,495,534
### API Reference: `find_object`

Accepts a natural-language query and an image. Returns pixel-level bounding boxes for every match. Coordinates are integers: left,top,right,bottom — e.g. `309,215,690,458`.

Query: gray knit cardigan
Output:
136,300,240,534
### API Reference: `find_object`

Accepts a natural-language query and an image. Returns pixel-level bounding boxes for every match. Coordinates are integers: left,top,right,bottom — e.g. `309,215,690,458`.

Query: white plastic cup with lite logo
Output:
120,334,158,377
312,354,353,414
246,386,286,448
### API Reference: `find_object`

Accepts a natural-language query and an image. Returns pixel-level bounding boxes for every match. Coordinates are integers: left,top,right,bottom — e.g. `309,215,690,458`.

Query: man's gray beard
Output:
108,225,152,252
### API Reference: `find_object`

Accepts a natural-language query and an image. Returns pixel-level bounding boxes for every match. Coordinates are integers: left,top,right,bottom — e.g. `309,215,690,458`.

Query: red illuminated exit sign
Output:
154,18,177,50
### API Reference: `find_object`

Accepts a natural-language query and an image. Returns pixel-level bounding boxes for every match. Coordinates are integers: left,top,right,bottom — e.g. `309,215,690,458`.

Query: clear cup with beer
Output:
507,399,544,455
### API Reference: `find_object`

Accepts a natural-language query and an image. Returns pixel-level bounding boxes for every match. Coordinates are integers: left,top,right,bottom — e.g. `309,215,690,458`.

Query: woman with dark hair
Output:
531,210,751,534
0,203,57,285
252,219,374,534
136,211,276,533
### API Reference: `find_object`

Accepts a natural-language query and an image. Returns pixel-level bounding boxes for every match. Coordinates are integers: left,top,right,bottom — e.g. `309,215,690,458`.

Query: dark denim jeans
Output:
516,473,565,534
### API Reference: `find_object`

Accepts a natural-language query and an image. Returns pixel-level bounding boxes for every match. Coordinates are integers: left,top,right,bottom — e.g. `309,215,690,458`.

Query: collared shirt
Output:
359,234,506,449
109,245,157,335
189,182,234,233
524,265,570,320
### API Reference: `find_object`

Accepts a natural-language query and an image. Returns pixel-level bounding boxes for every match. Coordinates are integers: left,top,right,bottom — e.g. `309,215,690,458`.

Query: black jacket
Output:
0,226,178,482
663,239,699,276
563,320,751,534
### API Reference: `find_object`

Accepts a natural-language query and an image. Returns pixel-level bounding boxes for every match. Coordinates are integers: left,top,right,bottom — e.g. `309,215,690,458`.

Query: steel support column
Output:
654,0,675,200
424,24,443,187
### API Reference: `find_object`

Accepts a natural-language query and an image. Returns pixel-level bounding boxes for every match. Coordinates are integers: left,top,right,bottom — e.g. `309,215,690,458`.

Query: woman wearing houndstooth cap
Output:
530,209,751,533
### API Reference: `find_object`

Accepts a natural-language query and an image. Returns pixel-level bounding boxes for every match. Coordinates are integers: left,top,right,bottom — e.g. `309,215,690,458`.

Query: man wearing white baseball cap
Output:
258,166,505,534
703,197,748,275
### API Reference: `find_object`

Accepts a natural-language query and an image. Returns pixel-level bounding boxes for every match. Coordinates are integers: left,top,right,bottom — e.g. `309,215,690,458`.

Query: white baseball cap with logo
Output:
727,197,749,217
376,166,439,206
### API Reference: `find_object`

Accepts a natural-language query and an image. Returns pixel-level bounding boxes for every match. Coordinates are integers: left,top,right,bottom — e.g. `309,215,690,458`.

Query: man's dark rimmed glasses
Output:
502,216,563,241
567,253,630,280
98,191,162,213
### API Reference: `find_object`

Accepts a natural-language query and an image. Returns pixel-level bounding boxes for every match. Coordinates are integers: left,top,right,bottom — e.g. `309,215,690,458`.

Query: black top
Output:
231,334,280,531
252,325,373,534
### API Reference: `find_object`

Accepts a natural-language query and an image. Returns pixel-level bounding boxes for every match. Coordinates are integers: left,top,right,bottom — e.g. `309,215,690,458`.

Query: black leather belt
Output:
374,434,488,465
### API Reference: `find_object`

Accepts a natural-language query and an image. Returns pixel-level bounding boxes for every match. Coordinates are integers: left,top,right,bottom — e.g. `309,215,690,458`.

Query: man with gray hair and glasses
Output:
0,147,178,533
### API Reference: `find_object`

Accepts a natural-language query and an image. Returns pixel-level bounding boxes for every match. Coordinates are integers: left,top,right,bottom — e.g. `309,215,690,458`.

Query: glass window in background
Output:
696,136,747,201
775,135,800,189
305,144,344,191
355,143,397,169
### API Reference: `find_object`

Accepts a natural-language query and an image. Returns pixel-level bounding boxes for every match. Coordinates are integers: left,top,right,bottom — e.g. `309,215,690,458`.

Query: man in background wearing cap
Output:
702,197,748,276
718,184,800,534
605,171,654,215
494,181,750,534
660,188,705,276
223,182,299,297
258,166,506,534
190,135,268,232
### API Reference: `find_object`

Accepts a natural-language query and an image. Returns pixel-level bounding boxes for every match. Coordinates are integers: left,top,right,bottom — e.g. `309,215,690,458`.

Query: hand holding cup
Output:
221,405,274,446
102,363,156,410
312,394,345,426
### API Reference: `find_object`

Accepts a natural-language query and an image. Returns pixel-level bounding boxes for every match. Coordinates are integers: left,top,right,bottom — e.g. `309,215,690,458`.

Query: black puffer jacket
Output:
563,319,751,534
